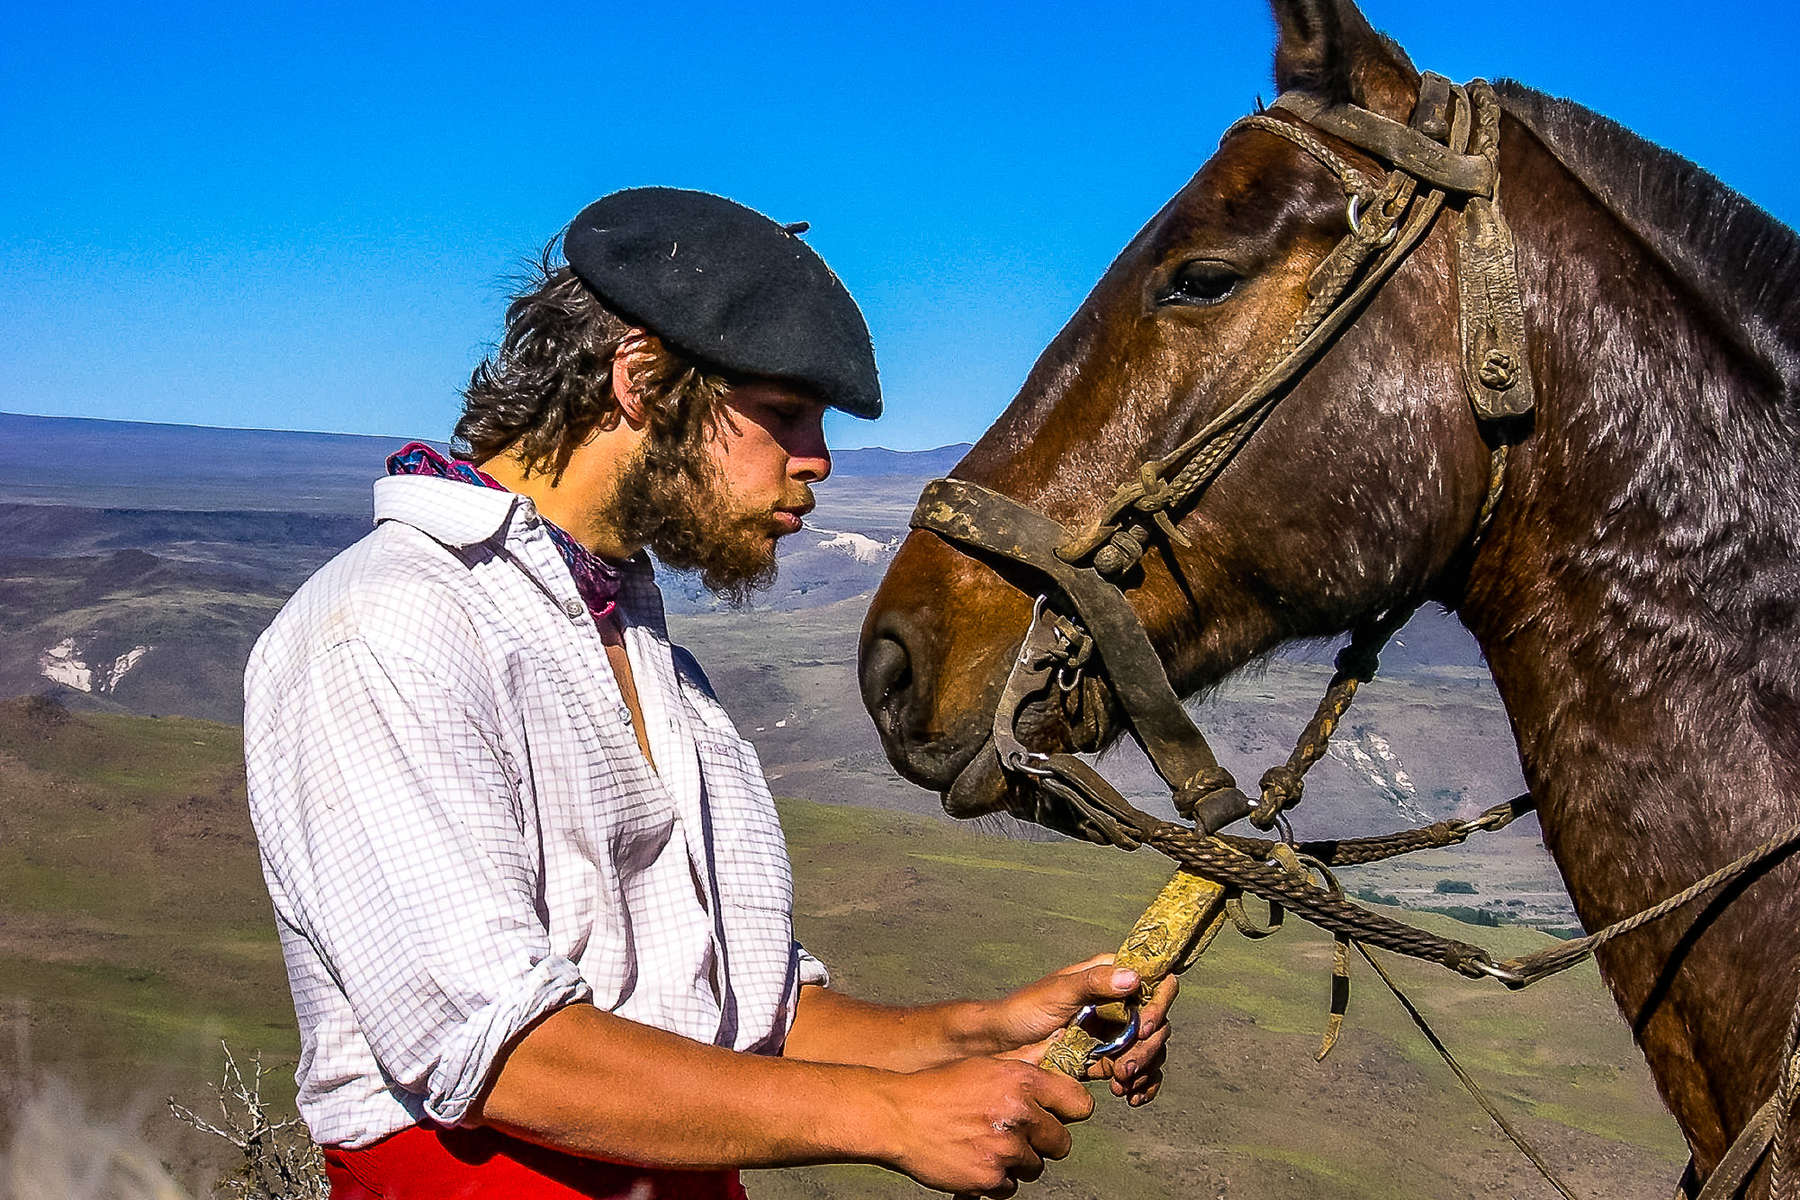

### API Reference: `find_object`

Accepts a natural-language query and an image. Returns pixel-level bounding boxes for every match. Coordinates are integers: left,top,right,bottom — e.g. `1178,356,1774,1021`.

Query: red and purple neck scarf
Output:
387,442,623,623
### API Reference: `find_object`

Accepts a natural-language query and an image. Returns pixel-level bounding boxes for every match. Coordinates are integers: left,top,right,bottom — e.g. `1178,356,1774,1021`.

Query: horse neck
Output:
1453,117,1800,1152
1459,124,1800,897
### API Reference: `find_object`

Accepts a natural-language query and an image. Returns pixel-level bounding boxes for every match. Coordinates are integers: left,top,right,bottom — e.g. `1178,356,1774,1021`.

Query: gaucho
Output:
243,187,1176,1200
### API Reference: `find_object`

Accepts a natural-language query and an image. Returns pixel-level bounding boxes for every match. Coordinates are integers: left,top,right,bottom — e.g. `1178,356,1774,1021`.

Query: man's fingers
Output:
1022,1104,1075,1162
1008,1142,1049,1182
1129,1069,1164,1106
1093,1021,1169,1086
1083,961,1141,997
999,1034,1055,1067
1140,973,1180,1025
1029,1065,1096,1122
1112,1022,1171,1082
986,1133,1045,1185
1101,1024,1170,1099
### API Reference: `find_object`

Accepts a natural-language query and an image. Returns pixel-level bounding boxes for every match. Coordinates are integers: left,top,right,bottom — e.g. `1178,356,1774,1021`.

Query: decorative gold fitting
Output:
1479,348,1518,390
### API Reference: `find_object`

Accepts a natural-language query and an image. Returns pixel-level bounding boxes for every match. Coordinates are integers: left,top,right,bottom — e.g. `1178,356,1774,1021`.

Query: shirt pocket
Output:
695,737,794,913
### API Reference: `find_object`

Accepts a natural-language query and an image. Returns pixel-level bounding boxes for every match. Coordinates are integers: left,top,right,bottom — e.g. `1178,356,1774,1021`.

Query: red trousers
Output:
322,1125,749,1200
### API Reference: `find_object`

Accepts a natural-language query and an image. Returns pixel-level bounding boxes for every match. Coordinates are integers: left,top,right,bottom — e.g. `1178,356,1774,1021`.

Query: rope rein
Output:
1091,618,1800,1198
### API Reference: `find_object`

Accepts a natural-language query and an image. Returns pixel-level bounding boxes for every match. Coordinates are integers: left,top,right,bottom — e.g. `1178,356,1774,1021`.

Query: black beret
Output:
563,187,881,420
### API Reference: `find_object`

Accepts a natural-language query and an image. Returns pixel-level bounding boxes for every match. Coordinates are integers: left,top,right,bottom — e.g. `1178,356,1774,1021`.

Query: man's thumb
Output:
1001,1035,1055,1067
1099,965,1140,995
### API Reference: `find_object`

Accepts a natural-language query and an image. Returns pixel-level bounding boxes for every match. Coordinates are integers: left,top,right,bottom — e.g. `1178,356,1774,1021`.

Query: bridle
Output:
909,73,1536,848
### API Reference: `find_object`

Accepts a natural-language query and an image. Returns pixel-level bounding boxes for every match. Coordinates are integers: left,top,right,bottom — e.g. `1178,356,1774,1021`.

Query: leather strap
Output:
1455,79,1536,420
1690,1094,1780,1199
1274,89,1497,196
912,477,1253,828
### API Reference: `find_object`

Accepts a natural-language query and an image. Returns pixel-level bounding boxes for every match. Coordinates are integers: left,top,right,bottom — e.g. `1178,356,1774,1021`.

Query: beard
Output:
608,436,798,607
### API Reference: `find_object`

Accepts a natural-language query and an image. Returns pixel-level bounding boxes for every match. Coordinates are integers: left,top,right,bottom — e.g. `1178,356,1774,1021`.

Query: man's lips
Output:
772,504,813,535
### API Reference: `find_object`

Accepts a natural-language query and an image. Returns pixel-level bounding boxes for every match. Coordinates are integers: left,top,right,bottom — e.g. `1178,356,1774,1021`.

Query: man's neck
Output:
479,434,643,561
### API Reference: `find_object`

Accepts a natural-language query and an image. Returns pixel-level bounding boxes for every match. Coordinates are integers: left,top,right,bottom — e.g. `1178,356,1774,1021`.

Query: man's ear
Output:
611,332,656,426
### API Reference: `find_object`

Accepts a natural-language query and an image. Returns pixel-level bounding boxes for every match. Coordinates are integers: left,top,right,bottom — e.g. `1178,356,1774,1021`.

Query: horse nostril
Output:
859,633,913,725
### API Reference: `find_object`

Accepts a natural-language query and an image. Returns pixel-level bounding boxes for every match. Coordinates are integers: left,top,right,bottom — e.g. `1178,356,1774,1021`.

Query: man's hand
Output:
985,956,1178,1106
881,1054,1094,1198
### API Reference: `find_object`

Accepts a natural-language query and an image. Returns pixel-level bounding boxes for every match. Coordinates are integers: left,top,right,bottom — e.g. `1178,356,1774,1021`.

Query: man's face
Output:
610,379,831,604
707,381,832,547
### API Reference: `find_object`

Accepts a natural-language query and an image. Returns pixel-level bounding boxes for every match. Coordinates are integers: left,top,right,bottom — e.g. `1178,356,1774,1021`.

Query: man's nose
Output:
791,449,831,484
789,423,831,484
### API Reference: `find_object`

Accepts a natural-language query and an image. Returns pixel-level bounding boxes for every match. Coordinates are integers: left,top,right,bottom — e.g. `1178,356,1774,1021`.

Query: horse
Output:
857,0,1800,1191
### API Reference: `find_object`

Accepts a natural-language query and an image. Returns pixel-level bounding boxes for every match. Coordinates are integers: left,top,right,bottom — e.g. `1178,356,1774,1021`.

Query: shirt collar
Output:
373,473,524,546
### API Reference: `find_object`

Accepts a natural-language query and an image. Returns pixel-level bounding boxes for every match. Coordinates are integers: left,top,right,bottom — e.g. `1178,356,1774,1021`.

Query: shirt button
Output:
617,705,632,724
562,597,586,619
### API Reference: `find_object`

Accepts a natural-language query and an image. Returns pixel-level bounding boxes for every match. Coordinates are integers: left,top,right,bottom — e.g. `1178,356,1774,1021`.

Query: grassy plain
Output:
0,699,1684,1198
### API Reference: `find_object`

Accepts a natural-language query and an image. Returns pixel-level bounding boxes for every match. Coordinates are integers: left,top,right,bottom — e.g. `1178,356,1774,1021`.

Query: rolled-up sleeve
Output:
260,634,592,1126
795,942,830,989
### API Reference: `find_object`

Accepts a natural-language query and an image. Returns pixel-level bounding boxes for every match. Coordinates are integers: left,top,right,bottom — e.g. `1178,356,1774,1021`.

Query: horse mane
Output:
1495,80,1800,396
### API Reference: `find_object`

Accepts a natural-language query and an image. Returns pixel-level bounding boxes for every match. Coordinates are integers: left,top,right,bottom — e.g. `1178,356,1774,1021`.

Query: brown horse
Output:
859,0,1800,1189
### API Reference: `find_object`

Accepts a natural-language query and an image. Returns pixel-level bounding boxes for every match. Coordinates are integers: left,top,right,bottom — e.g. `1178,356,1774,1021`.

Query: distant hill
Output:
0,411,971,513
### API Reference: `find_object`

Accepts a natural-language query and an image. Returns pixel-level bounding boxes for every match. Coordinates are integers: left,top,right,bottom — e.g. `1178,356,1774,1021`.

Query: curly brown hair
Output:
454,239,733,480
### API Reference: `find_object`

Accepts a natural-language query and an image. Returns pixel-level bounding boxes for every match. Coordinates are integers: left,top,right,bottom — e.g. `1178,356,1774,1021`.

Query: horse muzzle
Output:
861,596,1115,807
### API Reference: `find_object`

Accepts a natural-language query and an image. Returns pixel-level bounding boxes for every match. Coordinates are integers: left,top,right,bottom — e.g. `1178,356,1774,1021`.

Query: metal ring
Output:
1075,1004,1140,1060
1003,748,1054,778
1472,959,1527,986
1346,193,1399,246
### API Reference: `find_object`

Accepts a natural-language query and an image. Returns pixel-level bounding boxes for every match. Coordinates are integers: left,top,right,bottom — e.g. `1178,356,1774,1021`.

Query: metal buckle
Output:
1075,1004,1140,1061
994,597,1061,780
1346,193,1399,246
1003,748,1054,777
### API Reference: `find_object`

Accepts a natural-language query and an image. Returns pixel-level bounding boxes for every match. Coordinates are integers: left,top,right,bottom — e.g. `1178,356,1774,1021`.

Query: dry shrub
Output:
167,1045,326,1200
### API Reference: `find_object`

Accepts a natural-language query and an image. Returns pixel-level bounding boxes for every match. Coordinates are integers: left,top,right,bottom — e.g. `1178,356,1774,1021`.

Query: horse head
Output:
861,0,1502,823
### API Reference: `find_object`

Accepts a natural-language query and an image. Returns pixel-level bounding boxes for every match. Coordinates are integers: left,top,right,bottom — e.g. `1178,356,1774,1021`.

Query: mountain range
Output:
0,409,1555,925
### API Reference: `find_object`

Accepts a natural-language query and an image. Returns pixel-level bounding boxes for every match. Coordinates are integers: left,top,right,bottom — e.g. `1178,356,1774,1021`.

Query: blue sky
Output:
3,1,1795,452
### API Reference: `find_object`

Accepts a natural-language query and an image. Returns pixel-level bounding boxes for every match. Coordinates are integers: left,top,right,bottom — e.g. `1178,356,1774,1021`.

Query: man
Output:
244,187,1175,1200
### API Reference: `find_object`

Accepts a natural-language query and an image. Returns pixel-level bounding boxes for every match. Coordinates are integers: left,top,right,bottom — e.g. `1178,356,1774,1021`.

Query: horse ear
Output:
1271,0,1420,118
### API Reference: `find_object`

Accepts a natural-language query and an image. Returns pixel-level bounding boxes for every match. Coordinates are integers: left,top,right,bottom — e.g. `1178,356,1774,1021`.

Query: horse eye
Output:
1161,260,1241,307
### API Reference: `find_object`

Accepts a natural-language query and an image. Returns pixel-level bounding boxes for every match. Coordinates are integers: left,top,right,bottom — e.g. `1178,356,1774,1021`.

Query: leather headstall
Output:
909,74,1536,845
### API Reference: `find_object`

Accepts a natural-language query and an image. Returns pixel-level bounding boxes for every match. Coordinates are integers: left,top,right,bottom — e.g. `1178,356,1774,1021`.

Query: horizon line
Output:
0,409,974,457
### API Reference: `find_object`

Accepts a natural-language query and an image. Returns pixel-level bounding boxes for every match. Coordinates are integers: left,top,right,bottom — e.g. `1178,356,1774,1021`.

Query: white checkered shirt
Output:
244,473,829,1148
